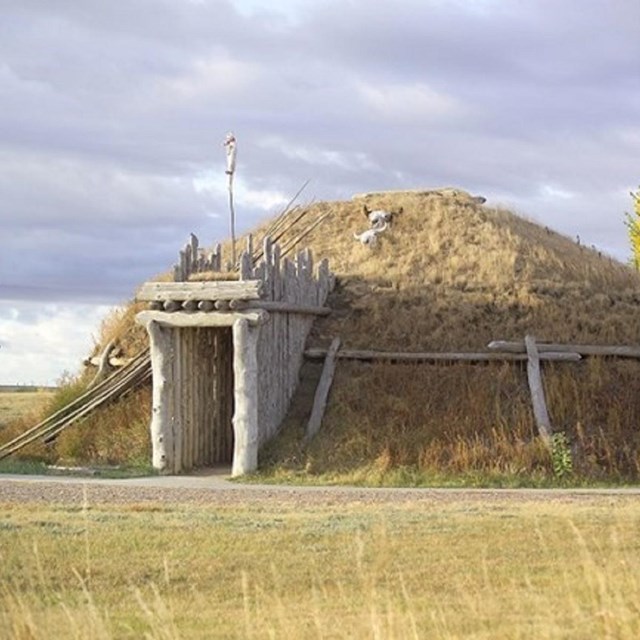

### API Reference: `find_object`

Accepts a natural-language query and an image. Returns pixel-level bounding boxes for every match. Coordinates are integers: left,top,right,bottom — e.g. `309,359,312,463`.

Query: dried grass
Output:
7,190,640,481
2,498,640,638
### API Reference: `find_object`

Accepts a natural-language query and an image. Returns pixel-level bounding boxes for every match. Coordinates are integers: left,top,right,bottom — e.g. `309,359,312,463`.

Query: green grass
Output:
0,458,51,475
1,495,640,638
0,458,157,478
246,464,635,490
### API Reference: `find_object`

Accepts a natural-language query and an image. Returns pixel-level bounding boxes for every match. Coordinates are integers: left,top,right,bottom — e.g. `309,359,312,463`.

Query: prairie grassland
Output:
0,391,55,429
1,496,640,639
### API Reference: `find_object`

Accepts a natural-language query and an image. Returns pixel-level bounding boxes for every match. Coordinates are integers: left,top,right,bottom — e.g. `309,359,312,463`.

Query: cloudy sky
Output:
1,0,639,385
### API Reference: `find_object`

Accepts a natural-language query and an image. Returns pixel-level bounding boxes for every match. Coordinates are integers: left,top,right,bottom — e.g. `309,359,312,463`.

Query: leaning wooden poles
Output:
524,335,552,443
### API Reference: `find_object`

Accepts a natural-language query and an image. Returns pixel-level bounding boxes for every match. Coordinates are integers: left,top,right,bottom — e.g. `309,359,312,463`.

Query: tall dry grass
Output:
6,190,640,482
262,356,640,485
1,497,640,639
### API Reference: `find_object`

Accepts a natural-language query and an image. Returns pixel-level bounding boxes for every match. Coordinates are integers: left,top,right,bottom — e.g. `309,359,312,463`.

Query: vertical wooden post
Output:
525,334,552,443
232,318,260,476
224,133,238,268
146,321,175,473
229,176,237,268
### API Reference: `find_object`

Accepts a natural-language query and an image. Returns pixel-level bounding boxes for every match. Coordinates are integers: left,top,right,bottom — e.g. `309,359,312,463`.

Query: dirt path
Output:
1,470,639,507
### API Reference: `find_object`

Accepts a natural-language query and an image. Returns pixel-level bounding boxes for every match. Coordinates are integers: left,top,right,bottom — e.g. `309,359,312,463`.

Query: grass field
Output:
1,494,639,638
0,391,55,429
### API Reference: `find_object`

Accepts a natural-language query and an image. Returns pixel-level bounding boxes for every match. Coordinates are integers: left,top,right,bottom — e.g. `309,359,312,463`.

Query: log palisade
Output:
135,234,334,477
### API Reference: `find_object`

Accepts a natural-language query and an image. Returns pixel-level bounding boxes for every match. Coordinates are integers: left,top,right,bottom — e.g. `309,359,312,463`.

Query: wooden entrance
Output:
175,326,234,468
142,320,238,473
136,233,334,476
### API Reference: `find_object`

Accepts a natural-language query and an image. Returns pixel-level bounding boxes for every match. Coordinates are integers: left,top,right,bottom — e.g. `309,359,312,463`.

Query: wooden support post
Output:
232,318,260,476
525,334,552,444
146,321,175,473
304,337,341,445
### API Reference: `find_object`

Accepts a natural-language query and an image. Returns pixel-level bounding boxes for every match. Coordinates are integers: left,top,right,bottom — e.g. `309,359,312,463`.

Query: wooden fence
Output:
303,336,640,447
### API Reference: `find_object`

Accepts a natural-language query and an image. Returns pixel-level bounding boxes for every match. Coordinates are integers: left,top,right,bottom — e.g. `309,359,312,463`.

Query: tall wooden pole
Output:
223,132,237,268
228,172,236,268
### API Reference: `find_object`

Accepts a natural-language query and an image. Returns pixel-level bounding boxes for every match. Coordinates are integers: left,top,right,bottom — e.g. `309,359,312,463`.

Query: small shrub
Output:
551,432,573,479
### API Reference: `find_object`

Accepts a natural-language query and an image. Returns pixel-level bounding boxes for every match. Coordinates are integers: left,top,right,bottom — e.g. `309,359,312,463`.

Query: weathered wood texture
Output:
173,234,222,281
488,340,640,359
137,310,268,328
87,338,117,388
304,337,341,445
249,239,334,448
136,234,334,475
85,356,134,367
172,201,329,283
525,335,552,443
304,349,581,363
142,321,235,474
0,350,151,460
228,300,331,315
137,280,263,302
232,318,259,476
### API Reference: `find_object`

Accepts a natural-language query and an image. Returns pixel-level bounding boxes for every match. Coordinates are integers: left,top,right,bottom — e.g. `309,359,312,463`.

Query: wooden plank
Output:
84,356,134,367
202,328,211,466
137,280,263,302
280,212,330,259
189,271,240,282
304,337,341,444
220,329,232,463
228,300,331,315
525,335,552,443
137,310,268,328
252,204,309,264
173,328,184,472
240,251,253,279
488,340,640,359
303,349,582,363
199,329,208,465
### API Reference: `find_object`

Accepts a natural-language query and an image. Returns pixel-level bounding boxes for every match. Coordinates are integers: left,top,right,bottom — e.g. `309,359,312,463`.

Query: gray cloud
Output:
1,0,639,311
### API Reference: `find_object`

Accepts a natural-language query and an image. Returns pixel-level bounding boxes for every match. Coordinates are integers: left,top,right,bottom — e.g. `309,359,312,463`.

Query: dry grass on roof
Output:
16,187,640,482
238,190,640,351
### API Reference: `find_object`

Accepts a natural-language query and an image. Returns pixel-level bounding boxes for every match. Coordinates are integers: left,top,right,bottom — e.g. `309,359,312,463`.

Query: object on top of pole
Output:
223,131,237,268
224,131,237,176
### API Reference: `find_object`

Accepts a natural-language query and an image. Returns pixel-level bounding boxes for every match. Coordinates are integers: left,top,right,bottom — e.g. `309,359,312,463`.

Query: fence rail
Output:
303,335,640,447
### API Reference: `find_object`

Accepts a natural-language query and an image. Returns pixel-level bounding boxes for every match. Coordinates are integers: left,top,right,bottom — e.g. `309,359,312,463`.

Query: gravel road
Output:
1,471,639,508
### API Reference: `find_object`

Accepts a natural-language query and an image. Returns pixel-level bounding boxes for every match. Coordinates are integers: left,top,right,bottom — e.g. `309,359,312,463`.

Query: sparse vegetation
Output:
1,496,640,639
551,431,573,480
625,186,640,269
